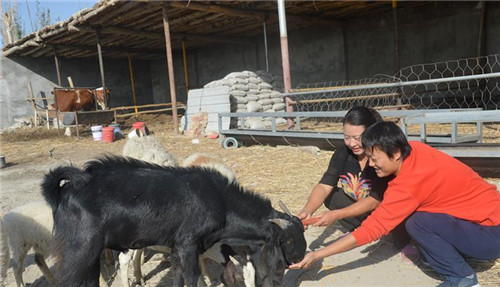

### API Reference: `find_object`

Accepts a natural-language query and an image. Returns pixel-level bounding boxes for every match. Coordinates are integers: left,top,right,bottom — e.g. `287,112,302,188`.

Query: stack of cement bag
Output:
204,70,287,129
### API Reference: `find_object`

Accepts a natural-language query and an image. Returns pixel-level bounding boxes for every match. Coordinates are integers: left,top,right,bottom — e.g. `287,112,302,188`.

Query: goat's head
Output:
269,201,307,265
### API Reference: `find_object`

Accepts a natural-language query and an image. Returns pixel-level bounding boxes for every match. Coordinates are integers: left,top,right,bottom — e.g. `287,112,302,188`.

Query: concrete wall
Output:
345,1,496,79
2,2,499,131
0,54,153,130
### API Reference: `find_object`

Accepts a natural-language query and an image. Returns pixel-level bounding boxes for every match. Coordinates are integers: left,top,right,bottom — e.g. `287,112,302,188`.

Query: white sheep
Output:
0,202,111,287
0,201,56,287
122,135,178,166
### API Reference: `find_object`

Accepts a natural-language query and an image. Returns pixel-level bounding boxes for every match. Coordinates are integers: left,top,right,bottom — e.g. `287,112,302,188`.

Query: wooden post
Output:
54,88,61,137
392,0,402,106
27,82,37,127
263,21,269,72
182,40,190,98
67,76,74,88
53,47,62,86
392,0,400,75
476,0,486,58
74,111,80,139
96,29,108,109
162,3,179,135
127,54,138,117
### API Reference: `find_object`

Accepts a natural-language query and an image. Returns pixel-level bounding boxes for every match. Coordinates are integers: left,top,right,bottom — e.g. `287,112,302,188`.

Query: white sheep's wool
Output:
243,259,256,287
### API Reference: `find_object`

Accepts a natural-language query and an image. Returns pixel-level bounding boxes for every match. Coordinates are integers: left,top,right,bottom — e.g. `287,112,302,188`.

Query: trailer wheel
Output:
222,137,239,149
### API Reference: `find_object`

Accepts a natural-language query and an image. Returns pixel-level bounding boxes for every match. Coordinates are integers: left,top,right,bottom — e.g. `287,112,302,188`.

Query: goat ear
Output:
278,200,292,216
269,218,291,230
229,255,240,267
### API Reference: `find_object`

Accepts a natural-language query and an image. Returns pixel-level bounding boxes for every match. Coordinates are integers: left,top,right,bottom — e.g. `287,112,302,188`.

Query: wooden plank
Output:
27,82,38,127
115,106,185,118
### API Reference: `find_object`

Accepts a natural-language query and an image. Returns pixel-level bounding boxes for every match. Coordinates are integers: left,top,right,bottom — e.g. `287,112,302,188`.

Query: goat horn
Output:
62,159,73,166
269,218,291,230
278,200,292,216
229,255,240,267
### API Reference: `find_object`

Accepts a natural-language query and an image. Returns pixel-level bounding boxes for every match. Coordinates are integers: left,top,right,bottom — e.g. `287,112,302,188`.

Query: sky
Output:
1,0,99,45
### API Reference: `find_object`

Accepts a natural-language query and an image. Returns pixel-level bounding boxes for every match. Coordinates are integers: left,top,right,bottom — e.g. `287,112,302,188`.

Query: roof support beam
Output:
169,1,267,20
70,25,254,45
51,43,165,57
168,0,342,27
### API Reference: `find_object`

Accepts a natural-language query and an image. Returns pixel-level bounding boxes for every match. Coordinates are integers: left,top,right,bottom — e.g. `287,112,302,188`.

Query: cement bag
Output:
245,95,259,101
230,90,247,97
232,96,248,104
232,84,249,91
247,101,262,112
245,117,265,129
247,83,260,90
225,72,248,79
273,103,286,111
258,93,271,100
259,82,273,89
248,77,261,84
258,99,275,105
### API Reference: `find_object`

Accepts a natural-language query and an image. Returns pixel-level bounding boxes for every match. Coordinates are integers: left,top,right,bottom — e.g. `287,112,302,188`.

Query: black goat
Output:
41,156,306,287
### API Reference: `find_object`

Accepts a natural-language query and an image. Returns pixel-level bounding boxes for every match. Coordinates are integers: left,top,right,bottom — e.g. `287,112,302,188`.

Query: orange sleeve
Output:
351,186,419,246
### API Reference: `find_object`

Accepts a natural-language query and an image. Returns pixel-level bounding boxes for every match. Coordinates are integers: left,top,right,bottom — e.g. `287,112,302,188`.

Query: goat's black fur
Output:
42,156,306,287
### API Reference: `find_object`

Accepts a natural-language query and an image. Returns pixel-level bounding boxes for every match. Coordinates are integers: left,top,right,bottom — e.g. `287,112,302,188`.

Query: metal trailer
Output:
217,109,500,177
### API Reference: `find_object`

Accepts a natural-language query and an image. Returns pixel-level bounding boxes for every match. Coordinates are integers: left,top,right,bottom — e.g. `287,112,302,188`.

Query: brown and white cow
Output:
51,87,110,111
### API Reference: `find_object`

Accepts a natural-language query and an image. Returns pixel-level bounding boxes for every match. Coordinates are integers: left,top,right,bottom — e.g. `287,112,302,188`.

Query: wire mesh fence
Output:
283,54,500,139
290,54,500,113
398,54,500,110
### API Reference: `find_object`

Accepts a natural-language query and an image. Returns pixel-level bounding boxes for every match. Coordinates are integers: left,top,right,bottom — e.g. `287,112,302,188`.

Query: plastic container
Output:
132,121,147,135
102,126,115,143
91,125,103,141
109,123,123,139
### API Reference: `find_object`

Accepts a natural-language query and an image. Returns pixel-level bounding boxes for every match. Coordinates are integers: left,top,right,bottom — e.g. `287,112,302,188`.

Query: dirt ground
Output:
1,114,499,286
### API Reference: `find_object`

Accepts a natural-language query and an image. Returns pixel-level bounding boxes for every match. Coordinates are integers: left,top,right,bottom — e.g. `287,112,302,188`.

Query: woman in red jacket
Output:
290,121,500,287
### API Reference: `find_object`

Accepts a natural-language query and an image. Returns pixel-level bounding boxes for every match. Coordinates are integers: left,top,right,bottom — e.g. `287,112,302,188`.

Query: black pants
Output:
324,188,411,249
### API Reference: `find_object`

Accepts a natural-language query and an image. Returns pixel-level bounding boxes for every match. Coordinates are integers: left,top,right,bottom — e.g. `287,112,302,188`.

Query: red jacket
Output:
352,141,500,246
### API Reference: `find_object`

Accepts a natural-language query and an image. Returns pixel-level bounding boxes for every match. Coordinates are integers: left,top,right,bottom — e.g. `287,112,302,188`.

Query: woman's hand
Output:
297,209,312,220
313,210,342,227
288,251,320,269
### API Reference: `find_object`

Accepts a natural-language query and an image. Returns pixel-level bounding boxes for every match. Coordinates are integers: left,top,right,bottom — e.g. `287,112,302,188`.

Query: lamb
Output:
122,135,178,166
221,255,256,287
0,202,55,287
0,202,111,287
41,156,306,287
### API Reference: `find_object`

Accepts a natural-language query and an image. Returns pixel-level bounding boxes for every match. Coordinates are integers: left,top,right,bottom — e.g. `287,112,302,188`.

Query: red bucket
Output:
102,126,115,143
132,121,147,135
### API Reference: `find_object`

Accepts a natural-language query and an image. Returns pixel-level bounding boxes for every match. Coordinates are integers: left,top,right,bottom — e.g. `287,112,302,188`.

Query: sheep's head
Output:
222,255,256,287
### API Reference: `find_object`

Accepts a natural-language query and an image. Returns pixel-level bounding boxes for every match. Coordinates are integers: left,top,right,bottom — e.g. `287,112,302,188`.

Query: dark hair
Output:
343,106,383,128
361,121,412,159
